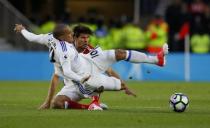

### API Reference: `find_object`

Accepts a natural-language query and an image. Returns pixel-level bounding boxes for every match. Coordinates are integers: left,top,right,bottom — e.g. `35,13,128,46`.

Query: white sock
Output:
64,101,69,109
125,50,158,64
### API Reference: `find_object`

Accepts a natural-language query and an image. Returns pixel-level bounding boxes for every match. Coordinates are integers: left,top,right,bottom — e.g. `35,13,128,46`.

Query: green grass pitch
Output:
0,81,210,128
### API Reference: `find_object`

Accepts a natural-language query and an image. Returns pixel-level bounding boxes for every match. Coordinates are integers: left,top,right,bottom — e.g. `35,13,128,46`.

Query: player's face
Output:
75,34,90,51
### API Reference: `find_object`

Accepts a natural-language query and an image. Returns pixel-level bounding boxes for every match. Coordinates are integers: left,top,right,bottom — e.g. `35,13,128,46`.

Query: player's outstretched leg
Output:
115,43,169,67
52,95,89,109
52,95,104,110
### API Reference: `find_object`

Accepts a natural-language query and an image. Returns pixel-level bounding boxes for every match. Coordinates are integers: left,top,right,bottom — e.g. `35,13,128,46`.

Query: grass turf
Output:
0,81,210,128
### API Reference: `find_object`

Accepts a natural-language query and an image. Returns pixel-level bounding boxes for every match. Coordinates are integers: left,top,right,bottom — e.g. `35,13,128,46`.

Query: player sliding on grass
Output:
14,24,168,110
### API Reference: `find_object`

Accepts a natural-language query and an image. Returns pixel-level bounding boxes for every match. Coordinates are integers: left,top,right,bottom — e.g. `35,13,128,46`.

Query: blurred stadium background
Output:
0,0,210,81
1,1,210,128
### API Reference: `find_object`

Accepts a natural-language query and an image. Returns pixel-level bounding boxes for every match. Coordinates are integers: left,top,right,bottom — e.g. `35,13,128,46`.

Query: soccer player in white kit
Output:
71,25,168,92
14,24,168,110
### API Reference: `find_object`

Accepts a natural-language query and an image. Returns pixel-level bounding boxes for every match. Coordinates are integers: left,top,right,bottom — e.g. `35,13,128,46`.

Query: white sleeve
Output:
21,29,49,46
59,53,83,82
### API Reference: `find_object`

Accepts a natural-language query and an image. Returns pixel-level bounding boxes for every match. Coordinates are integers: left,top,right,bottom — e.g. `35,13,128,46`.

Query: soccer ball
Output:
169,93,189,112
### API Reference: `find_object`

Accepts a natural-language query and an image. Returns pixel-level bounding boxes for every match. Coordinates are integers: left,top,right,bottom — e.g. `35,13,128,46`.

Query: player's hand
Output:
122,82,137,97
124,88,137,97
81,75,91,84
38,102,50,110
14,24,25,33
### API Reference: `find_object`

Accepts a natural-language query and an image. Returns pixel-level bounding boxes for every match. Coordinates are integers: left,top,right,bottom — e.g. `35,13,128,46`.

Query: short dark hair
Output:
53,24,69,39
73,25,93,37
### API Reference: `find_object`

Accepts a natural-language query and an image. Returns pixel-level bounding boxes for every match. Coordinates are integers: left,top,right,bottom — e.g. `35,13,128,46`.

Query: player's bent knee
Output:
115,49,126,61
51,100,64,109
51,96,65,109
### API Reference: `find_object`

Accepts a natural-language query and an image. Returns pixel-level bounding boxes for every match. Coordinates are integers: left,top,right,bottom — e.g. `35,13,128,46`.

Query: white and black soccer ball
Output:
169,93,189,112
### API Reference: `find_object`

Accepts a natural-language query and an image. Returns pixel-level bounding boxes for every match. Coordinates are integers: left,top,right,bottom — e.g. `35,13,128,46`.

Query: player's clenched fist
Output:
14,24,25,33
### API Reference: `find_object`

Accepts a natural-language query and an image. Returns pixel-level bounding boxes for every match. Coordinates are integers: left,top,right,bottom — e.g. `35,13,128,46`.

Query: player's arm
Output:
39,73,60,110
105,68,120,79
14,24,49,45
105,67,125,84
60,53,90,83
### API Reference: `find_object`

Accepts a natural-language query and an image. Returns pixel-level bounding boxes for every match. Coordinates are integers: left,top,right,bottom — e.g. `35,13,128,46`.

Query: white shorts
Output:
56,74,121,102
56,85,84,102
56,79,98,102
